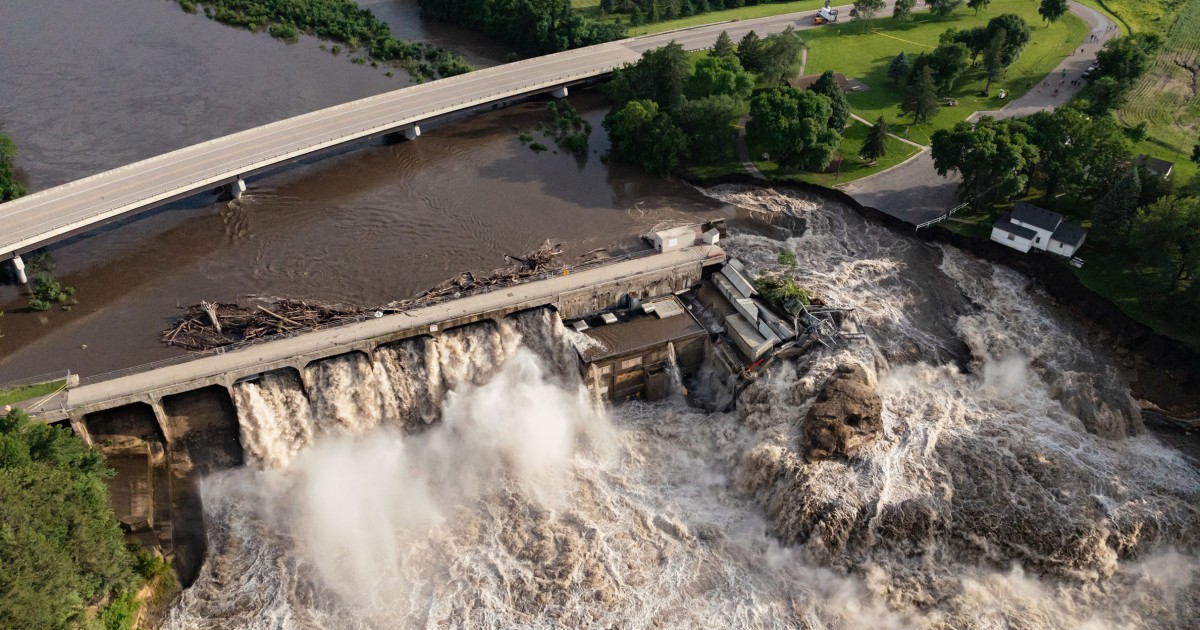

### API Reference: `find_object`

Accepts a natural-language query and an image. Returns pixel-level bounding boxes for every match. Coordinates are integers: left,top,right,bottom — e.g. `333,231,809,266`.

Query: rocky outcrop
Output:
801,364,882,460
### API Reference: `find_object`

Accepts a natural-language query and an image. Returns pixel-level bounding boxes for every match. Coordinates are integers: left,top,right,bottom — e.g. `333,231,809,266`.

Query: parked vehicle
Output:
814,2,839,24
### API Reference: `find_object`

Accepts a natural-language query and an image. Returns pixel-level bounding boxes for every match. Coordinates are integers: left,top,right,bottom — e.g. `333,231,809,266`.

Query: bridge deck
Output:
0,9,834,258
55,245,725,417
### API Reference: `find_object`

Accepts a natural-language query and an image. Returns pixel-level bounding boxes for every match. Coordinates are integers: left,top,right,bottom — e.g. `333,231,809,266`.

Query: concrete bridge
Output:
0,8,844,281
33,245,725,430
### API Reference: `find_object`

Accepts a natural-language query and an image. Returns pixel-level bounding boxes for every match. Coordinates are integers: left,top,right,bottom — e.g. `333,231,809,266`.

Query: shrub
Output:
777,249,797,267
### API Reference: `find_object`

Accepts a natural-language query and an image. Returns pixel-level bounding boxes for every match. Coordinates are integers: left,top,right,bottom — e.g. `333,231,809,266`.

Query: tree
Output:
604,42,691,109
737,30,765,74
926,0,963,18
982,29,1007,93
1093,167,1141,242
0,408,140,629
860,117,891,163
757,27,805,85
811,70,850,131
986,14,1031,66
916,42,969,94
0,134,24,202
1038,0,1069,23
893,0,915,20
676,95,746,161
952,27,992,64
1192,142,1200,165
711,31,736,58
931,117,1038,212
967,0,990,14
902,66,940,124
1085,75,1129,114
853,0,886,21
888,52,912,84
747,87,840,171
603,99,689,176
1130,196,1200,294
687,54,754,101
1095,33,1162,83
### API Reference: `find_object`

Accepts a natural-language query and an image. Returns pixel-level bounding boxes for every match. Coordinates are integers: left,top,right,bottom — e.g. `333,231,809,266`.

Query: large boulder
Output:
802,364,882,460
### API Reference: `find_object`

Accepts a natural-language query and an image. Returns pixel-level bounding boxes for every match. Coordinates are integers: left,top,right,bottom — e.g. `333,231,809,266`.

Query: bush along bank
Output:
178,0,471,81
683,171,1200,421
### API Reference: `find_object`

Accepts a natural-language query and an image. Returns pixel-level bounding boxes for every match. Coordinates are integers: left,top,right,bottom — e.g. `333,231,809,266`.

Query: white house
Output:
991,203,1087,257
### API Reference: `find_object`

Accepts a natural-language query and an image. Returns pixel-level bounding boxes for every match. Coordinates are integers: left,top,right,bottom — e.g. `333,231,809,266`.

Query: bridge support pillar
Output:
10,255,28,284
404,125,421,141
550,86,569,99
220,178,246,201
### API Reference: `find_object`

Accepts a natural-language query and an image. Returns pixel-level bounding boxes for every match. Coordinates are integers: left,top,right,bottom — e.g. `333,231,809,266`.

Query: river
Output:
163,187,1199,628
0,1,721,380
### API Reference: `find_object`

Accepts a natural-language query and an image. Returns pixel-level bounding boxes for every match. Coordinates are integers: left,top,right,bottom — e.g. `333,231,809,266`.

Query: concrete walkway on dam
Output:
46,245,726,420
0,4,885,263
841,1,1116,227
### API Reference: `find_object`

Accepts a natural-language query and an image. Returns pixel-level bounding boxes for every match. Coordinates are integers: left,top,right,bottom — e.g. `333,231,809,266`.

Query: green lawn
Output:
622,1,825,36
0,380,66,406
804,2,1089,145
1112,0,1200,186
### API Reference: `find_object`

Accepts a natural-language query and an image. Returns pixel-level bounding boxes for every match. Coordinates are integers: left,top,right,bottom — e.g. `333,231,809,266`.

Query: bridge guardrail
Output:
0,369,71,393
71,247,664,388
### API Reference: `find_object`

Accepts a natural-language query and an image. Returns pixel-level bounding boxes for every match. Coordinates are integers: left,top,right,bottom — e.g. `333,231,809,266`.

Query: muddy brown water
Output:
0,2,727,381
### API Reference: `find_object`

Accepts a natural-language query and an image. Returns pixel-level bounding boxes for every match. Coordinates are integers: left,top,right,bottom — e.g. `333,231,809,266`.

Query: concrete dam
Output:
34,243,727,584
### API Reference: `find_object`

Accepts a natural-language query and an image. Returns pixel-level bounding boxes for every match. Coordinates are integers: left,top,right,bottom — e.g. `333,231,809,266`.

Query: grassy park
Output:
0,379,65,406
803,1,1089,145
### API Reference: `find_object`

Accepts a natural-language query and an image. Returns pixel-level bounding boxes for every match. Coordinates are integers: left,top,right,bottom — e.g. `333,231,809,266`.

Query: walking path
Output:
839,1,1117,226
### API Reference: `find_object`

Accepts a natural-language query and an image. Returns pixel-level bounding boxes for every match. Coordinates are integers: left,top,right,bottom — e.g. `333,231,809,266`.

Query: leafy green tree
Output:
860,117,891,163
1130,196,1200,293
1094,33,1162,83
931,116,1038,212
1093,167,1141,241
757,27,805,85
926,0,963,18
748,88,840,171
676,95,746,161
951,27,991,64
737,30,765,74
1192,142,1200,165
887,52,911,84
810,70,850,131
604,42,691,109
982,29,1007,93
1038,0,1069,23
711,31,736,57
1084,75,1129,114
602,99,689,175
902,66,940,124
986,13,1031,66
853,0,886,21
0,134,24,202
967,0,990,14
0,408,139,630
686,54,754,101
893,0,915,20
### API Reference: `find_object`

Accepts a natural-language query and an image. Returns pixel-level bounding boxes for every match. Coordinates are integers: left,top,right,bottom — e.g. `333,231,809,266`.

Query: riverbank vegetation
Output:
421,0,625,55
0,380,64,407
0,408,168,629
0,133,23,202
178,0,471,80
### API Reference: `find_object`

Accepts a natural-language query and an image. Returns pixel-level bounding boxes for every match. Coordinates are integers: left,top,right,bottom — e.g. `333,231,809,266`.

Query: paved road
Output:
0,6,865,260
45,245,725,418
842,1,1116,226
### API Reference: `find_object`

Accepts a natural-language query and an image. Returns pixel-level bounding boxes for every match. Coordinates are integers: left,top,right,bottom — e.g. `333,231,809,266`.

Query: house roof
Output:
1050,221,1087,247
789,72,849,92
1136,154,1174,176
993,213,1037,240
1011,202,1062,232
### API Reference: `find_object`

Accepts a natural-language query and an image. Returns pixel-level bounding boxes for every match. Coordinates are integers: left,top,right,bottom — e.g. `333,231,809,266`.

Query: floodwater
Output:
0,1,724,381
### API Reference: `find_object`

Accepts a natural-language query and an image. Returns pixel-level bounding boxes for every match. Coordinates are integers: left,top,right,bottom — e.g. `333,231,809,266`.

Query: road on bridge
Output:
0,5,871,260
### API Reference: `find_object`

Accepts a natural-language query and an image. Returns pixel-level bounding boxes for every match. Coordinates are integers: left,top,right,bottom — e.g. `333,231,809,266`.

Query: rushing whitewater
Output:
165,188,1199,629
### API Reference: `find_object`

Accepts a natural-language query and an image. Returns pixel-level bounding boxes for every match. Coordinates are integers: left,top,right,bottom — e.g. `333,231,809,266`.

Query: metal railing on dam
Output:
32,245,725,422
0,10,816,262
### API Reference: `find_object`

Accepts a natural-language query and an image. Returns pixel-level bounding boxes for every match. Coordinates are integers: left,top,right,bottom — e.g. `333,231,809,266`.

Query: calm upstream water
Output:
0,0,721,380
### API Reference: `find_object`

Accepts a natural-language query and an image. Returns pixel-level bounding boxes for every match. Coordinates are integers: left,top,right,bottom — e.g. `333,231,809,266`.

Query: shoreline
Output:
682,171,1200,424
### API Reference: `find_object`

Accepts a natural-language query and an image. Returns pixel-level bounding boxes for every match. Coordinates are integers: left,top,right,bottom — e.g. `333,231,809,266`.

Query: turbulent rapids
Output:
164,187,1199,629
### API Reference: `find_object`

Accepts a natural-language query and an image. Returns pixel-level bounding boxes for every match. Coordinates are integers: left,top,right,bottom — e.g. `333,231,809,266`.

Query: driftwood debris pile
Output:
162,241,566,351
